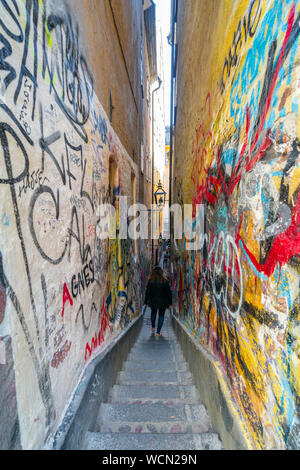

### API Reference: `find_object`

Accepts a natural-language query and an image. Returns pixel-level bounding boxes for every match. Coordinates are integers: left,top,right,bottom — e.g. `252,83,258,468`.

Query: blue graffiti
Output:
1,213,10,227
230,1,298,140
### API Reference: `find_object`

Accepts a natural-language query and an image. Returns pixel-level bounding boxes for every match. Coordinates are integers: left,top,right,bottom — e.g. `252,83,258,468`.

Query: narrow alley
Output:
83,311,223,451
0,0,300,454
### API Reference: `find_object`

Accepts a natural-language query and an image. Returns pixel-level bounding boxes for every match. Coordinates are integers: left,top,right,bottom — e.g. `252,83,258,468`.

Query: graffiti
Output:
220,0,262,94
230,1,300,138
0,0,149,449
61,282,73,318
71,260,95,298
175,0,300,449
0,253,55,429
0,266,6,324
86,224,96,238
53,325,66,349
1,213,10,227
18,78,34,134
51,340,71,368
43,6,94,143
17,169,49,198
70,195,87,212
91,109,110,149
200,230,244,318
114,299,125,326
84,298,112,361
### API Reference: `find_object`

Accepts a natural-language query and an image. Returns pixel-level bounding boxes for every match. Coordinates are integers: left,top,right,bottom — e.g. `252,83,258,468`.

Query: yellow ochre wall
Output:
173,0,300,449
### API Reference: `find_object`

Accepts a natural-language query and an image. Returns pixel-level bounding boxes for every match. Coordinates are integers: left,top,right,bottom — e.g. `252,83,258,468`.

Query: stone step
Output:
98,421,211,434
109,398,200,406
122,360,189,372
83,312,224,452
131,342,174,348
134,337,178,343
126,354,177,364
109,384,200,402
84,431,223,450
135,336,178,342
123,358,187,371
129,337,179,348
132,339,181,347
128,342,183,353
98,403,211,428
130,346,184,357
127,347,175,357
128,350,182,359
118,370,193,385
130,341,182,350
128,349,185,359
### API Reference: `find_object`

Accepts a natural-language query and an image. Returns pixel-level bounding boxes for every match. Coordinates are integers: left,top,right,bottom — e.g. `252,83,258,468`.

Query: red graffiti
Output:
84,298,112,361
191,4,298,279
237,191,300,277
228,106,251,193
230,5,295,196
51,340,72,368
193,5,296,204
61,282,73,318
191,93,212,185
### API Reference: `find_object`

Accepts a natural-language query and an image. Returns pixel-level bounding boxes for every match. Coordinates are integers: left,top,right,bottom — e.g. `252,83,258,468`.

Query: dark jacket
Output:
145,279,172,310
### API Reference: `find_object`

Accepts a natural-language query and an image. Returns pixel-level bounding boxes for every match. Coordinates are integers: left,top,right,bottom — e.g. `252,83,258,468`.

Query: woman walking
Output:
144,267,173,336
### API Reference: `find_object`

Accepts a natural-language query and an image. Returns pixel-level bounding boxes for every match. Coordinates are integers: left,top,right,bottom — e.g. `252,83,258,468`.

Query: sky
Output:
155,0,171,127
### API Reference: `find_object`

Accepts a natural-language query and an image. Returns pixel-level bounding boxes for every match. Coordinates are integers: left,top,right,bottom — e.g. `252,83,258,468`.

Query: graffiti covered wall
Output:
0,0,148,449
174,0,300,449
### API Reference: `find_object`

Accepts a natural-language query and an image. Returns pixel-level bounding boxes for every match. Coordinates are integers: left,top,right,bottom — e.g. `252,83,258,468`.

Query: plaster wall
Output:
173,0,300,449
0,0,149,449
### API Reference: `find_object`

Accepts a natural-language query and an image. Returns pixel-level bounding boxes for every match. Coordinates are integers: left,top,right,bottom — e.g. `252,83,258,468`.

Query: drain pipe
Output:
169,0,177,267
151,76,162,265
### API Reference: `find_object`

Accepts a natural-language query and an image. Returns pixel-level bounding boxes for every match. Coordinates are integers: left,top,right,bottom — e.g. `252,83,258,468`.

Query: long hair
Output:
149,266,166,283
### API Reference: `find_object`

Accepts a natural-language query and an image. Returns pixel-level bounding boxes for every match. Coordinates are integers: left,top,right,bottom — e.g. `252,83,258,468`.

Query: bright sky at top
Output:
155,0,171,127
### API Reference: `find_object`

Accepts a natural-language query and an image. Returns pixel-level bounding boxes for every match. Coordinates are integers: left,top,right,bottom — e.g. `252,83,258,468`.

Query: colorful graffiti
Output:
175,0,300,449
0,0,148,449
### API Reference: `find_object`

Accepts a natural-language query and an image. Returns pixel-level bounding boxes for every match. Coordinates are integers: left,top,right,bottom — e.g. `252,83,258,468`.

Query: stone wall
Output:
173,0,300,449
0,0,149,449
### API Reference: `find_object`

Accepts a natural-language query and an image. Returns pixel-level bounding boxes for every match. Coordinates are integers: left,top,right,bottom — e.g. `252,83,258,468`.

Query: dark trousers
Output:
151,307,166,334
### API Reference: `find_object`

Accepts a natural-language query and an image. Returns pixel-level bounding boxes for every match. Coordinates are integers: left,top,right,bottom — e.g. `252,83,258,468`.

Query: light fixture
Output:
154,180,167,207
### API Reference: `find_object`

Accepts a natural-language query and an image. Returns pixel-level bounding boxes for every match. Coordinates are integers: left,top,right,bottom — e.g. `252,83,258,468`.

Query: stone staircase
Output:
83,309,223,450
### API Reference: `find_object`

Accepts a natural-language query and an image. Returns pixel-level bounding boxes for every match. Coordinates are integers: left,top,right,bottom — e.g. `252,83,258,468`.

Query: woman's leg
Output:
151,308,157,330
157,308,166,334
